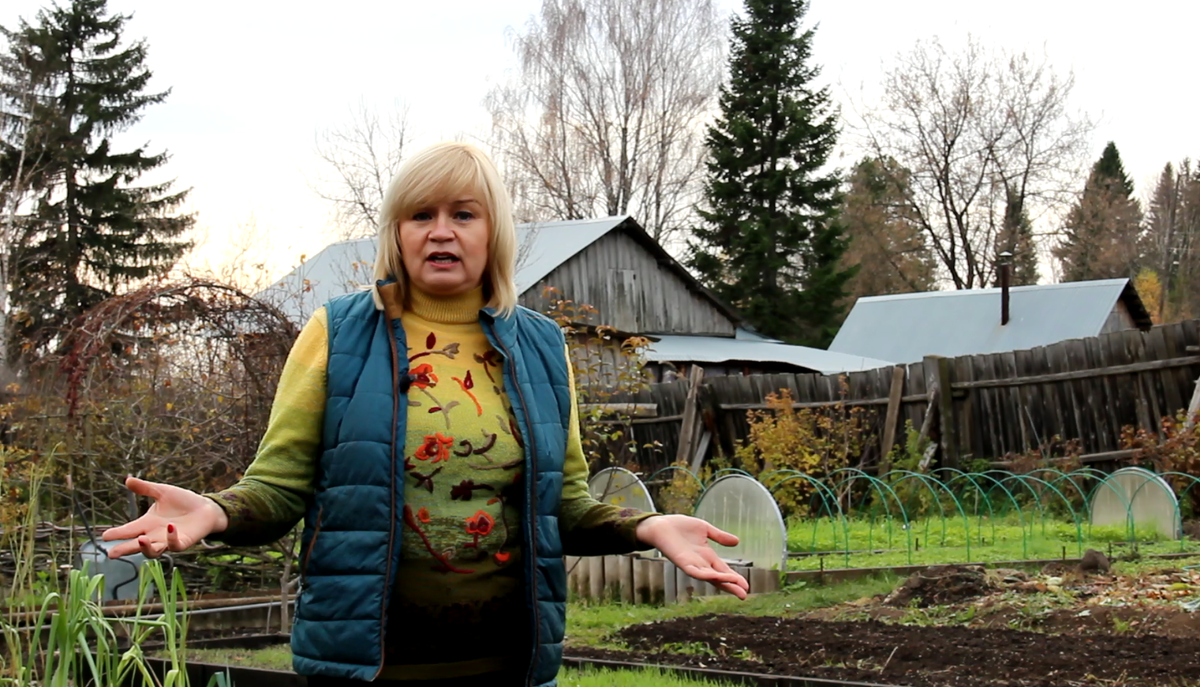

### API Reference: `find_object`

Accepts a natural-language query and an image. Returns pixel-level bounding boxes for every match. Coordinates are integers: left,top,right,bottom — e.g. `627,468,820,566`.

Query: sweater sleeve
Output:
558,345,661,555
204,308,328,546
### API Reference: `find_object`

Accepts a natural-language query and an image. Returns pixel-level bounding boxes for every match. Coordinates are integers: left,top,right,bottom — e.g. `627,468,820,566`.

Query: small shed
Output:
829,278,1154,364
258,216,889,379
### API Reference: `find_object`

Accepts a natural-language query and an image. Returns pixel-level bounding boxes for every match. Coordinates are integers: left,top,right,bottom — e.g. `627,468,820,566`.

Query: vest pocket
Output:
301,505,324,580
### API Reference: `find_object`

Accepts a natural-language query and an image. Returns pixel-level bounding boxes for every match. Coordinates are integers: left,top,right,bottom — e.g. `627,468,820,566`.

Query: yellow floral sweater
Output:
207,286,655,680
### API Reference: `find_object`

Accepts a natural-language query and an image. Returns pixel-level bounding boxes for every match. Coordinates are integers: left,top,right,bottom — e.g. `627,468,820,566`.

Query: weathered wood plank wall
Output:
596,321,1200,475
519,229,736,337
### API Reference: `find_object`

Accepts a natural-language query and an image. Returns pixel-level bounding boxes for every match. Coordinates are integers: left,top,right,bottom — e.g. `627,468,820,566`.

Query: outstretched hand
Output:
635,514,749,599
101,476,229,559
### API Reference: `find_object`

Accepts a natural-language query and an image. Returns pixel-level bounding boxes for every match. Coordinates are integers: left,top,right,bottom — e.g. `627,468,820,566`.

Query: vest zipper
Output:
376,320,403,680
300,505,324,582
488,325,541,687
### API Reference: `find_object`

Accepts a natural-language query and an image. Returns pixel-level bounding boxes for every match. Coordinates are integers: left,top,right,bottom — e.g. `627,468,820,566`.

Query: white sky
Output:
3,0,1198,286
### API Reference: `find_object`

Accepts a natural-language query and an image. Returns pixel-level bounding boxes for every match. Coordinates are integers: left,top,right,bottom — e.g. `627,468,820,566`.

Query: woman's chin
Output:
413,274,479,296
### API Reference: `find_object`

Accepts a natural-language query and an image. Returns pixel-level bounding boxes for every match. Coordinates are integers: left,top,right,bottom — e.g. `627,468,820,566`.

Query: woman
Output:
103,142,749,686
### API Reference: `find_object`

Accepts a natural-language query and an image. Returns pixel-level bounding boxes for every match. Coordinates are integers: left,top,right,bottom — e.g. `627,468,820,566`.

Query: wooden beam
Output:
689,429,713,475
951,355,1200,390
719,393,928,412
675,365,705,468
880,366,906,460
579,403,658,417
1184,374,1200,431
936,356,959,470
594,414,683,426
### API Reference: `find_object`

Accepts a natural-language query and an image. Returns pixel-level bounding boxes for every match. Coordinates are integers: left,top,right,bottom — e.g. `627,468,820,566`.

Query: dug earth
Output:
571,556,1200,686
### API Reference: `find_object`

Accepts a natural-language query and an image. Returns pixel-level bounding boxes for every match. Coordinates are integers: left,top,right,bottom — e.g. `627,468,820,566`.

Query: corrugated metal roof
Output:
648,334,892,374
256,216,630,324
829,279,1139,364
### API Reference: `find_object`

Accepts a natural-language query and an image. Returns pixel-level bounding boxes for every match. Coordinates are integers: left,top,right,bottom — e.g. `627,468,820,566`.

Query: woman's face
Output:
399,197,490,297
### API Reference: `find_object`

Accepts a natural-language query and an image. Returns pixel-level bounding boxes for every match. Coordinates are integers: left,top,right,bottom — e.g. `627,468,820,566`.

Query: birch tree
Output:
313,101,411,240
486,0,724,243
858,37,1094,288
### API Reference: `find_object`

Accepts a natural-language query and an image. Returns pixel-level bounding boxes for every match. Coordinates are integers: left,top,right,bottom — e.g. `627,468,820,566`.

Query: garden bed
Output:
580,559,1200,686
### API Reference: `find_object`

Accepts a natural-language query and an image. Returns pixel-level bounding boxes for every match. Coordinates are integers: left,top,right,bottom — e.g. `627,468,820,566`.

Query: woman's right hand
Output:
101,476,230,559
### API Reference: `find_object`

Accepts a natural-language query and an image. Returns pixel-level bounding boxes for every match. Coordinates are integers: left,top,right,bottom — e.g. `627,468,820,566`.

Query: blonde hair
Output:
373,141,518,316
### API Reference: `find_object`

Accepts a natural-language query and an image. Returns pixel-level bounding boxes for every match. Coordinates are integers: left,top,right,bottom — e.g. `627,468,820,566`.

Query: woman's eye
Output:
454,210,475,221
412,211,433,221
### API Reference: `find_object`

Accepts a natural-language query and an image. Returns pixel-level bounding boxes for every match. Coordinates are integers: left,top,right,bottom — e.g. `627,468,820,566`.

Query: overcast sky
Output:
3,0,1198,286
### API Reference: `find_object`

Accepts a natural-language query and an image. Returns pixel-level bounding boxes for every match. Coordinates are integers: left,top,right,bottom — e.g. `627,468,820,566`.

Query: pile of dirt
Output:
883,564,997,608
573,613,1200,686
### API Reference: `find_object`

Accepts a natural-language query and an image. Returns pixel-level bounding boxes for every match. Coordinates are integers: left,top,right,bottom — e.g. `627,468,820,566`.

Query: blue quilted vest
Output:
291,286,569,686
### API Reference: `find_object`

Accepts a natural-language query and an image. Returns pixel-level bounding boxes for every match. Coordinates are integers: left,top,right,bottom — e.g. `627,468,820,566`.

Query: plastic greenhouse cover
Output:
694,475,787,571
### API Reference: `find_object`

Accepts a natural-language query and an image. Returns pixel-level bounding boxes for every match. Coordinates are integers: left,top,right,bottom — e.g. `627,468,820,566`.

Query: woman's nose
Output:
429,212,455,238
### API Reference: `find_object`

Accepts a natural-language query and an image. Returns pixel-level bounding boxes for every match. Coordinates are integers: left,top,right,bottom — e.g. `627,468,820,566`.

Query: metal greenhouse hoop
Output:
828,467,913,560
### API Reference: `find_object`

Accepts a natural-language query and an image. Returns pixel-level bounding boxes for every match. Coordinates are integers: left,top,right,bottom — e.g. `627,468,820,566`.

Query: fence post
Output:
880,366,906,460
677,365,706,472
925,355,960,470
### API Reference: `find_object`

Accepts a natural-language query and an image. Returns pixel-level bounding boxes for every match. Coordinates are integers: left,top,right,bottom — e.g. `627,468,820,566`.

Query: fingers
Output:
104,538,144,559
717,580,749,600
138,535,167,558
124,476,163,500
166,522,188,552
706,524,740,547
104,521,180,558
682,562,749,588
102,516,150,542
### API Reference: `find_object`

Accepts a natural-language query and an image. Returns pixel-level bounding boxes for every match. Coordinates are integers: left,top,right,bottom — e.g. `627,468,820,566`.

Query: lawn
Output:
786,514,1200,570
178,647,746,686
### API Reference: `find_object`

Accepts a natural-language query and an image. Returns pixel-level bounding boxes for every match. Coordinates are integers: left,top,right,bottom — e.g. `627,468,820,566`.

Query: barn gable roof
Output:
829,279,1152,364
256,216,744,327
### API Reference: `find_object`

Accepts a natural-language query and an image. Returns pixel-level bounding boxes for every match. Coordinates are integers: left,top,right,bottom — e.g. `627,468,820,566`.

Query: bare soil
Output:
571,613,1200,686
568,563,1200,686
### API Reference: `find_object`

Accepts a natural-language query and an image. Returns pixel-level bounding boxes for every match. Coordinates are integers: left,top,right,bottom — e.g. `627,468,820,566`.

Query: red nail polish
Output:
167,524,175,534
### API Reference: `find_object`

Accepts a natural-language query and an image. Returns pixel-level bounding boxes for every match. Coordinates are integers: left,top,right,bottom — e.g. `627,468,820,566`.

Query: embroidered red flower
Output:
411,363,438,389
465,510,495,537
417,507,431,523
415,433,454,463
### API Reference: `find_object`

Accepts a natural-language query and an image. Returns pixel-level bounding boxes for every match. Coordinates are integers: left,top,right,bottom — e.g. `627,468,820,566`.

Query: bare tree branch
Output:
485,0,723,243
312,100,411,240
854,36,1094,289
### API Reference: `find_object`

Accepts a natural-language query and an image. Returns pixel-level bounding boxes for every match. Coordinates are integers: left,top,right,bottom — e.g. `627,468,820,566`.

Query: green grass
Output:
565,574,900,648
176,648,736,687
786,514,1200,570
172,645,295,671
559,666,731,686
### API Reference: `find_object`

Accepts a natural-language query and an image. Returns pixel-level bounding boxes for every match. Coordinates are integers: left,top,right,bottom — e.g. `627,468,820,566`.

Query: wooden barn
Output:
257,216,890,385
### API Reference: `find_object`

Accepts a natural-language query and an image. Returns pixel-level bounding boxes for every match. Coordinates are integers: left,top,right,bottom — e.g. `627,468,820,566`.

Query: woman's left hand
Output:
635,514,750,599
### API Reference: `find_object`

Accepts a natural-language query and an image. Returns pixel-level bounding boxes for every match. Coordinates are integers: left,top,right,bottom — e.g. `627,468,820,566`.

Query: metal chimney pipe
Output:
999,251,1013,326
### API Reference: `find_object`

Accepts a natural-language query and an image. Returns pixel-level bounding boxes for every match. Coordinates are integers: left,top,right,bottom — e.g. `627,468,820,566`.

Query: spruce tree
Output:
688,0,851,347
1053,142,1141,283
2,0,192,359
839,157,936,307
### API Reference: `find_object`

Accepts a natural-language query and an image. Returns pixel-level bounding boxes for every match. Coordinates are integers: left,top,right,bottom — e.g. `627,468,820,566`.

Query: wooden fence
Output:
565,553,781,604
602,320,1200,475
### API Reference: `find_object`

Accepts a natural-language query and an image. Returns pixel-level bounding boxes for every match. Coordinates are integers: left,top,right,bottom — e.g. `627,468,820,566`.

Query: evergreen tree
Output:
1,0,192,359
688,0,851,347
839,157,936,309
1053,142,1141,283
1143,160,1200,321
998,191,1039,286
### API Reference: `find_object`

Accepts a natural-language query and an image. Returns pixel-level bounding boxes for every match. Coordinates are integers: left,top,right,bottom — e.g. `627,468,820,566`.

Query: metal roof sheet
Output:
829,279,1136,364
648,334,892,374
